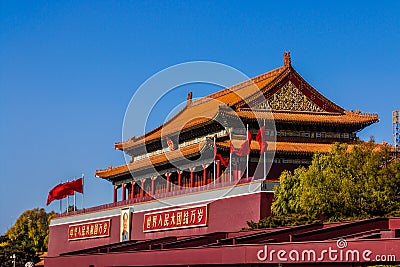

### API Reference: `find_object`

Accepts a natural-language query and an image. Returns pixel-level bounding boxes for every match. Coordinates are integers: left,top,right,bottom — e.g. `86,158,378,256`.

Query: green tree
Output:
0,208,55,266
250,141,400,229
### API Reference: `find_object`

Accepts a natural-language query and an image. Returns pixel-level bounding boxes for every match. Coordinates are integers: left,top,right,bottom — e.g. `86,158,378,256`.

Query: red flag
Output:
46,183,74,205
46,178,83,205
256,126,268,154
214,139,229,167
230,131,252,156
214,138,217,158
66,178,84,194
215,153,229,167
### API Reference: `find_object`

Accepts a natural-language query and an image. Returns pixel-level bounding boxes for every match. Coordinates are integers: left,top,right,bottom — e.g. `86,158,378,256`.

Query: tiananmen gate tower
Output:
46,53,400,267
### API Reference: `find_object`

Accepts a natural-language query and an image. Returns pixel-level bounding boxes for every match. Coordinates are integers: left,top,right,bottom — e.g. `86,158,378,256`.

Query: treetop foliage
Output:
249,141,400,229
0,208,55,266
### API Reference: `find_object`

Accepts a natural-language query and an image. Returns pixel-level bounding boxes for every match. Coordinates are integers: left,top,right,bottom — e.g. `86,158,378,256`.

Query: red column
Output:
237,163,241,181
216,160,221,181
130,182,135,199
140,179,145,197
151,176,155,195
166,173,171,192
113,186,117,203
234,163,238,181
177,170,182,190
122,183,126,201
190,167,195,188
203,164,207,186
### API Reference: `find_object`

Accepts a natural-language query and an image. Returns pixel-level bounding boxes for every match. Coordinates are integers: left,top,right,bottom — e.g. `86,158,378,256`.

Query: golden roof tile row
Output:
96,142,207,178
98,141,337,178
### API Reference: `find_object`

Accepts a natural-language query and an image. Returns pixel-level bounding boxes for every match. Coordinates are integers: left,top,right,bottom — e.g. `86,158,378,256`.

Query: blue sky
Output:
0,1,399,234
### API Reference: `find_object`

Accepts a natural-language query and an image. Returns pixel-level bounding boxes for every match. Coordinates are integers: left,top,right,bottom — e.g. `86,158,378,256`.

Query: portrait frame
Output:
120,208,131,242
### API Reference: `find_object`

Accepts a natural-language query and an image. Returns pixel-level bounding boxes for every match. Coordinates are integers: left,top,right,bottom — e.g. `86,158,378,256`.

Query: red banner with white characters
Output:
143,205,208,232
68,219,111,240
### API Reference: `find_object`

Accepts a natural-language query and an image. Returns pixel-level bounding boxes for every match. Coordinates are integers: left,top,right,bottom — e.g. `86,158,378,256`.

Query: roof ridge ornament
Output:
283,51,291,67
187,91,193,106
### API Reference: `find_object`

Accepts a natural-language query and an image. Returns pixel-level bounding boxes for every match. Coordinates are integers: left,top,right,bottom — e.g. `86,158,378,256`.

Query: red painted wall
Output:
48,192,273,257
47,216,121,257
46,238,400,267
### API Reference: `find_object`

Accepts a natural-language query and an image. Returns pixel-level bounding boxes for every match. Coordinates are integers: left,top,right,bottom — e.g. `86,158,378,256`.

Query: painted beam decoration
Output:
68,219,111,240
143,205,208,232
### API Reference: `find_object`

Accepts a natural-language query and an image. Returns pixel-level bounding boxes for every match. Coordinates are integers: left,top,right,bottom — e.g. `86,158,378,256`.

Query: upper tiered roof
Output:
114,52,377,152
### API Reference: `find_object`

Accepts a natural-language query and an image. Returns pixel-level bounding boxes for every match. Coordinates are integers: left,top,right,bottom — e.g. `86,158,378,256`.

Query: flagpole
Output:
263,119,266,180
74,176,76,211
229,130,232,183
59,179,62,214
66,178,69,214
82,173,85,210
213,136,216,185
246,124,249,179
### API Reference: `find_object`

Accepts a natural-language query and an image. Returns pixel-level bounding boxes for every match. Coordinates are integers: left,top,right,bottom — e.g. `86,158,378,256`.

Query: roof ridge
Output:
289,67,345,113
344,110,379,117
116,104,190,148
190,66,287,108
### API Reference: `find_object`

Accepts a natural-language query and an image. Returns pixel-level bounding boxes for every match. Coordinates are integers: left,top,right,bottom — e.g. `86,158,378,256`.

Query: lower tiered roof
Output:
96,142,207,179
96,141,338,179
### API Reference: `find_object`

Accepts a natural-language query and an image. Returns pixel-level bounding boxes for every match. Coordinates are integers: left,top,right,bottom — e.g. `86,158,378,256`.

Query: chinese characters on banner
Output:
143,205,208,232
68,219,111,240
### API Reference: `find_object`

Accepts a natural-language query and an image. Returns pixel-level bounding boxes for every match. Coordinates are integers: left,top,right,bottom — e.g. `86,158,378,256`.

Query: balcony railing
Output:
55,177,261,218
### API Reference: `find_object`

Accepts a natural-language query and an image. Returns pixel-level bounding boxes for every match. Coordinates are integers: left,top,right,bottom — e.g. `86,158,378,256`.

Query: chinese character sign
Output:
143,205,208,232
68,219,111,240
